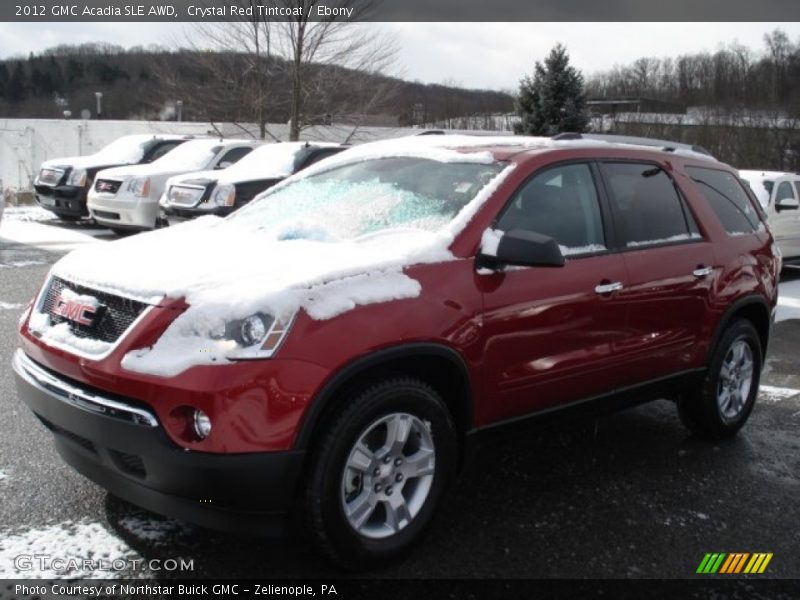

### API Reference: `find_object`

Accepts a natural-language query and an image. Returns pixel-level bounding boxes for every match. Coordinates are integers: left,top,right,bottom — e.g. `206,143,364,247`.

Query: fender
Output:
706,295,772,364
292,342,473,450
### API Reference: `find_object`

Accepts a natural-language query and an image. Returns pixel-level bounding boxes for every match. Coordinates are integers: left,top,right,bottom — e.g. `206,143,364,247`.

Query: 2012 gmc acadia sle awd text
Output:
12,135,780,568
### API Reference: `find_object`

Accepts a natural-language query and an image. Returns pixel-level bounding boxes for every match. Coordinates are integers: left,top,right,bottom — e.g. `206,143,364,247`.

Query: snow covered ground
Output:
0,206,113,252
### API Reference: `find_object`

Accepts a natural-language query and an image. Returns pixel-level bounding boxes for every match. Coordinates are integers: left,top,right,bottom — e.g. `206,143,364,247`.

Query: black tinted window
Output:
146,141,180,162
686,167,760,234
776,181,795,202
218,146,253,166
496,163,605,254
603,162,694,247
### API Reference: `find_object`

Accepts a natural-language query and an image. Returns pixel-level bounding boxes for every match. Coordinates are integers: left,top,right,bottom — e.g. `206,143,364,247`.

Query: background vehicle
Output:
14,136,780,568
160,141,345,224
740,170,800,262
33,134,190,221
87,138,259,233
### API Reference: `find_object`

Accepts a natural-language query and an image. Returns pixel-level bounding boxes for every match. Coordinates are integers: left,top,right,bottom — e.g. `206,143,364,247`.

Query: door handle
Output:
595,281,623,294
693,266,713,278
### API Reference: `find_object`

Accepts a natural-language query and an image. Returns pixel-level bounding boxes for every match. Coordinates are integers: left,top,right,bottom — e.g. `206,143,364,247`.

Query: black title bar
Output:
4,0,800,22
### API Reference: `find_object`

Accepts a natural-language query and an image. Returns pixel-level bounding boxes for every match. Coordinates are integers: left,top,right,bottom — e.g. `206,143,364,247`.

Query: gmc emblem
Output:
53,294,102,327
97,181,113,192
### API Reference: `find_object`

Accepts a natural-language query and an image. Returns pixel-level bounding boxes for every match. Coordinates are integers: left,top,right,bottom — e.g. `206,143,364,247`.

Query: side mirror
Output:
775,197,799,211
480,229,565,269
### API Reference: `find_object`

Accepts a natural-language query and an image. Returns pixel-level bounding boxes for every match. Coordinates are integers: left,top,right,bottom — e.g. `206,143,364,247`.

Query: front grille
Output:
39,417,97,454
41,277,148,344
94,179,122,194
109,449,147,478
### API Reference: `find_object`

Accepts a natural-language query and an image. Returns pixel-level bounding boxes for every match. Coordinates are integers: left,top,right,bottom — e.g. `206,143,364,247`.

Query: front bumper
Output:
88,191,158,230
12,349,304,535
34,184,88,217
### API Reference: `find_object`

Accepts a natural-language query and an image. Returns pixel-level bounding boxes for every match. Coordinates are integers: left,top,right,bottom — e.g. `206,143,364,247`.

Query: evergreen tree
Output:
7,62,27,102
515,44,589,136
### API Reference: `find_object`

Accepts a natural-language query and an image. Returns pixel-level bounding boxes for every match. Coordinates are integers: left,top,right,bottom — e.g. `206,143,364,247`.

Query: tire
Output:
304,377,457,569
58,215,81,222
678,319,762,440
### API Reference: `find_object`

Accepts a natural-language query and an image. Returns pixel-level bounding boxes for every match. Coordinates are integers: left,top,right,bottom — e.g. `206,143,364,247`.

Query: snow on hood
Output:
48,218,453,376
168,169,218,186
40,155,111,170
97,162,178,180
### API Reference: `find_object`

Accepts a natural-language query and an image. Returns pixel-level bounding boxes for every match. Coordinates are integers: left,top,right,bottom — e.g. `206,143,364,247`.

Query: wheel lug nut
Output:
385,486,393,496
383,456,392,464
374,483,382,492
395,473,403,482
394,458,403,466
373,468,380,476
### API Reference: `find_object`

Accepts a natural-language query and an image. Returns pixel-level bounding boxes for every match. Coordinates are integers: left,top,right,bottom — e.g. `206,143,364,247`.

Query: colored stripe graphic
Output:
700,553,773,574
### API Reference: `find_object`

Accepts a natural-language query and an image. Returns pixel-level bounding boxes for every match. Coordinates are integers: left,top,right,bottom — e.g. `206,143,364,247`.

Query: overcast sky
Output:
0,22,798,90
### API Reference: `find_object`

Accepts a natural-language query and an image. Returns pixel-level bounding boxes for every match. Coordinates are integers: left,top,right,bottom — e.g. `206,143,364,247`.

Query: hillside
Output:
0,43,514,130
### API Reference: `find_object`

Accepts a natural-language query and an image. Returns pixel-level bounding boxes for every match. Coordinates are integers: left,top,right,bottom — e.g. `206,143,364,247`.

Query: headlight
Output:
213,312,294,360
127,177,151,198
66,168,87,187
211,184,235,207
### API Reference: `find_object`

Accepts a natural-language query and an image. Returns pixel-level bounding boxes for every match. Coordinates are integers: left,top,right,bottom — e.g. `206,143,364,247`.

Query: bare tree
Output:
272,2,399,140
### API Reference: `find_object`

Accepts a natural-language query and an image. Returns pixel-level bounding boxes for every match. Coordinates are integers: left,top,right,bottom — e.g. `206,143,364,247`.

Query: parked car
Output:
33,134,191,221
13,135,780,568
87,138,259,233
739,170,800,263
160,141,346,224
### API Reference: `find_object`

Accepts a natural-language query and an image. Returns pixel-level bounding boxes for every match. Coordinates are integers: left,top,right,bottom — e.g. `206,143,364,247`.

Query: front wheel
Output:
304,378,457,569
678,319,762,439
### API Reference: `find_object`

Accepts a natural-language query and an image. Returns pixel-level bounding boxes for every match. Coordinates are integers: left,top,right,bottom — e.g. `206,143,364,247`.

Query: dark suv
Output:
13,135,780,568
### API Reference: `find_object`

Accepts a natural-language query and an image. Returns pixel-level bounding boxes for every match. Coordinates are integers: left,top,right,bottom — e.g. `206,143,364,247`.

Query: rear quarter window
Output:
685,167,761,235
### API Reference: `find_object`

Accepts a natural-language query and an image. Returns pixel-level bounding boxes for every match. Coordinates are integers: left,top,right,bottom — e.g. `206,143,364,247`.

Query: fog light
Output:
193,409,212,439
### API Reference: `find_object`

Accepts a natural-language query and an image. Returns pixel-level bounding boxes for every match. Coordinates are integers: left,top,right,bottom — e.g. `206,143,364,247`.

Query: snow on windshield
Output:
149,139,222,171
94,135,160,164
230,156,505,239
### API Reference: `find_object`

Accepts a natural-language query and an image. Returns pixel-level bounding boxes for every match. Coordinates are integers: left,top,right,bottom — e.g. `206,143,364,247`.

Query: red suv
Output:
13,135,780,567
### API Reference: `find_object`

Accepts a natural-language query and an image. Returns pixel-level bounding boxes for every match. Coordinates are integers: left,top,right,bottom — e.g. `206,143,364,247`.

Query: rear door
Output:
771,180,800,259
480,161,630,422
600,161,716,382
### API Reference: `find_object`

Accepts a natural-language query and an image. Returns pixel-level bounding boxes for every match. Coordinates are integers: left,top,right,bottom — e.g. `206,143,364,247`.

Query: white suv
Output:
740,170,800,262
88,139,260,233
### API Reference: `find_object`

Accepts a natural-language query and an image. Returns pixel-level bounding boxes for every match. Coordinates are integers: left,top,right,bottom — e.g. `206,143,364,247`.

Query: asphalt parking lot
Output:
1,208,799,580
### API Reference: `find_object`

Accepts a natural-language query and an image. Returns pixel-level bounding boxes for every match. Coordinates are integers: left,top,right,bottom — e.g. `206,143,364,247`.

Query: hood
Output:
48,217,454,376
40,154,124,171
169,169,219,187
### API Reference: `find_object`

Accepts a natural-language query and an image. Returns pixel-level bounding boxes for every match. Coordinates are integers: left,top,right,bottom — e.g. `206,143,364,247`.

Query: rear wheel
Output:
304,378,457,569
678,319,761,439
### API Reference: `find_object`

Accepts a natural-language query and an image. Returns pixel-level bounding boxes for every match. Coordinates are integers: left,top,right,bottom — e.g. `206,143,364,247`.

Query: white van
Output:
739,170,800,262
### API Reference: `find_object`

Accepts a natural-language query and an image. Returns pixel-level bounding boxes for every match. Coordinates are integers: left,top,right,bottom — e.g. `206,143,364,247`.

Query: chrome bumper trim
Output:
12,349,159,428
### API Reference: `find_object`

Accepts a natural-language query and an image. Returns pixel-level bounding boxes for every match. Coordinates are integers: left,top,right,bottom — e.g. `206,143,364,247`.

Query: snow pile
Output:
116,515,193,546
626,233,702,247
1,206,53,223
0,519,138,578
0,301,24,310
560,244,606,256
0,470,6,481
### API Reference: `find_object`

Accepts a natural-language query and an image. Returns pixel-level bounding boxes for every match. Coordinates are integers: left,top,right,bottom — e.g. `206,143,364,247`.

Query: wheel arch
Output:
708,295,772,364
293,343,474,452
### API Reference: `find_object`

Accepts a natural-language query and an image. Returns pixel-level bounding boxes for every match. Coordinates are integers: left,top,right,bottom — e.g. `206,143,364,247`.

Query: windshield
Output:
149,140,221,171
95,135,160,164
220,143,304,180
228,156,504,239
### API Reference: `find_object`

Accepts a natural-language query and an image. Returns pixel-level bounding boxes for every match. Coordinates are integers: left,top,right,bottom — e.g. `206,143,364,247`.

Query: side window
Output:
300,149,342,170
686,167,760,234
794,181,800,200
776,181,796,202
145,141,180,163
217,146,253,168
602,162,695,247
495,163,605,254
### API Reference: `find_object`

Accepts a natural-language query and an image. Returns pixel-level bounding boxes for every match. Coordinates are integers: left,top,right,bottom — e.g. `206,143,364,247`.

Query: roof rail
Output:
551,132,715,159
